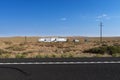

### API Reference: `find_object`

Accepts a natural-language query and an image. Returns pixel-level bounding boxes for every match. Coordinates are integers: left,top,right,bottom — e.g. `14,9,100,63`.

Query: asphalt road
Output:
0,58,120,80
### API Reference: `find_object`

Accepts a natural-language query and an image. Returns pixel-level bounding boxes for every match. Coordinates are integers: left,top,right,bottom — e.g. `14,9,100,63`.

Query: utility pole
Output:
100,22,103,43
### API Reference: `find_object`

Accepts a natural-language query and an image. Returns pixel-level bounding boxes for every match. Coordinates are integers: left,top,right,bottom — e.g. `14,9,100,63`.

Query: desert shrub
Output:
83,47,106,54
0,49,8,54
0,53,11,58
113,43,120,46
60,53,74,58
51,54,57,58
94,54,103,57
4,41,12,45
112,53,120,57
35,54,43,58
15,53,27,58
54,49,63,54
38,50,45,53
107,46,120,55
83,45,120,55
6,46,25,51
101,43,108,46
19,43,26,46
67,53,74,58
35,54,49,58
22,51,34,54
63,48,71,53
44,54,49,58
45,43,54,47
57,45,64,48
60,54,68,58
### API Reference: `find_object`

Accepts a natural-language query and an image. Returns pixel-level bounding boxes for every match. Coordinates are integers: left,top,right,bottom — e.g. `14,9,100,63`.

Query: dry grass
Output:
0,36,119,58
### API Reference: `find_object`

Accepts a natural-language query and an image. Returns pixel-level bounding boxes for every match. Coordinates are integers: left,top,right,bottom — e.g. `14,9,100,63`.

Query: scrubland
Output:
0,36,119,58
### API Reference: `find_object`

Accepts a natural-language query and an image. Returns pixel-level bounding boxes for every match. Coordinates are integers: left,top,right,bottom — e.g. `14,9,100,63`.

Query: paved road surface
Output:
0,58,120,80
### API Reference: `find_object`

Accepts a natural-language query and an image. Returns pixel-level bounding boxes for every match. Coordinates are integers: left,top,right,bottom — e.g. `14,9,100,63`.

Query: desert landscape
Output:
0,36,119,58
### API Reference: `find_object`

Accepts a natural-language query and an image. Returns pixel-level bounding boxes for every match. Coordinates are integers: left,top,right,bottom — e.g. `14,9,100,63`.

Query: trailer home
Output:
38,37,67,42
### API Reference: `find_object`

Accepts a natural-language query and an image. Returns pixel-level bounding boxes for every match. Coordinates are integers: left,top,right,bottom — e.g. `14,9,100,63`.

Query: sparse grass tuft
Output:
15,53,27,58
6,45,25,51
60,53,74,58
35,54,43,58
51,54,57,58
0,53,12,58
112,53,120,57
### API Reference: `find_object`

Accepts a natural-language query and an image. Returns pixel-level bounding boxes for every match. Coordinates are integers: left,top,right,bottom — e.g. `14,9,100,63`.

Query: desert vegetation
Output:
83,45,120,57
0,37,119,58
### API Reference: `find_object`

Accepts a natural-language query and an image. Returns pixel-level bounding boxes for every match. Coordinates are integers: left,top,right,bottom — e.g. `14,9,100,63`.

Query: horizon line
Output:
0,35,119,38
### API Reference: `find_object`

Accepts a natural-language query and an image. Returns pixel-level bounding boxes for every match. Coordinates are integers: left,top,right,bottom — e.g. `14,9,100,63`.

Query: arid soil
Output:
0,36,119,58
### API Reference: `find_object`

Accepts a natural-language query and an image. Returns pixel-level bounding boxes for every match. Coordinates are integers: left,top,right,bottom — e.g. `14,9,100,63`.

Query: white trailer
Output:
56,38,67,42
38,37,67,42
73,39,80,42
38,38,46,42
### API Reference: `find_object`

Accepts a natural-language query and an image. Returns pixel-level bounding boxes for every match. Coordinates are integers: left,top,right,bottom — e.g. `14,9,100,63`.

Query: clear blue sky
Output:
0,0,120,37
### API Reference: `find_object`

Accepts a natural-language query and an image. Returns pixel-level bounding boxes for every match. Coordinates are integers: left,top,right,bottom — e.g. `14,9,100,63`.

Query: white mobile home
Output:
38,38,51,42
73,39,80,42
38,37,67,42
38,38,46,42
51,38,56,42
56,38,67,42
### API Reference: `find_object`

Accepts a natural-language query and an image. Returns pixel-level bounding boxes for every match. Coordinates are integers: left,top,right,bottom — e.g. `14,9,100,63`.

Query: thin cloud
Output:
102,14,107,17
60,18,67,21
96,14,111,21
97,14,108,19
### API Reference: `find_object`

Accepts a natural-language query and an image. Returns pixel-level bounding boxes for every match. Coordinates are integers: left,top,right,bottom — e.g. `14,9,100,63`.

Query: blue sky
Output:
0,0,120,37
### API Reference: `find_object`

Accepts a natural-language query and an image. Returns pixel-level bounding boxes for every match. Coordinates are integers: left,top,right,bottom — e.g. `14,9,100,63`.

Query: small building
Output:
73,39,80,42
38,38,46,42
56,38,67,42
51,38,56,42
38,37,67,42
45,38,51,42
